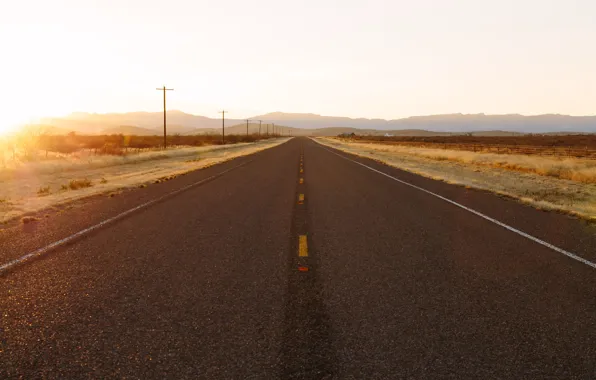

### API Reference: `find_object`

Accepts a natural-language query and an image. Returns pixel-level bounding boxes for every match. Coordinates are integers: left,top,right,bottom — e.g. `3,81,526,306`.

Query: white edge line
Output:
314,140,596,270
0,161,251,274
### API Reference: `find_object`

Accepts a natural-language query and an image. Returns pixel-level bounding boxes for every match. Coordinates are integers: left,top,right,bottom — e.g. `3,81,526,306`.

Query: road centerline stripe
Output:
316,143,596,270
299,235,308,257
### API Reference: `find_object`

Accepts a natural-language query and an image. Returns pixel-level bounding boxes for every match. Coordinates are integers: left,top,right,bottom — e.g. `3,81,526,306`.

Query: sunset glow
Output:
1,0,595,131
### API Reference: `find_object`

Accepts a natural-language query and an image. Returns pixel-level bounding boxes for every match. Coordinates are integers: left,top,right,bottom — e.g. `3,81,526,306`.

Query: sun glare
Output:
0,111,35,136
0,118,24,136
0,102,65,136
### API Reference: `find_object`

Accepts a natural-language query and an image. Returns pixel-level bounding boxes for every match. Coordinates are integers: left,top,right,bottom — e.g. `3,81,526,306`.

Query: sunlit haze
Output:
1,0,595,133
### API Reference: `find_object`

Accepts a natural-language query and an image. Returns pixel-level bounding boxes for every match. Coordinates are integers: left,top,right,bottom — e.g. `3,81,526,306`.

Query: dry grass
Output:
21,216,40,224
37,186,51,196
318,138,596,220
66,178,93,190
1,131,278,172
350,134,596,148
339,141,596,183
0,138,290,223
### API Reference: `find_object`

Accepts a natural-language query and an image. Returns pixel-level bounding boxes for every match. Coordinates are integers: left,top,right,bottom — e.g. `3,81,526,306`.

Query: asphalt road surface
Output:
1,137,595,379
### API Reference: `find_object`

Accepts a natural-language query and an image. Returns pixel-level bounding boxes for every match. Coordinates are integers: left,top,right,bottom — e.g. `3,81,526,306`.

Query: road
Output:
1,137,596,379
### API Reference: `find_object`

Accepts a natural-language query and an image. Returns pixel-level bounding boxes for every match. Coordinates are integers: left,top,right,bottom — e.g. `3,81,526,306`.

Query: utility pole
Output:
219,110,228,144
258,120,262,136
273,123,276,137
156,86,174,149
245,119,250,136
266,123,269,136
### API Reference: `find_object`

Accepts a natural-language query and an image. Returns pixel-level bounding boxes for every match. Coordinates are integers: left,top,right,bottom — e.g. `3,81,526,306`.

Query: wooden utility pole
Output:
258,120,262,136
272,123,276,136
245,119,250,136
219,110,228,144
156,86,174,149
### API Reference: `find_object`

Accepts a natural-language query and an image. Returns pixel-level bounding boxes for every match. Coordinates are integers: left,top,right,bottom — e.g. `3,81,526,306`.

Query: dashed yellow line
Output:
300,168,304,173
299,178,304,184
298,235,308,257
298,194,305,204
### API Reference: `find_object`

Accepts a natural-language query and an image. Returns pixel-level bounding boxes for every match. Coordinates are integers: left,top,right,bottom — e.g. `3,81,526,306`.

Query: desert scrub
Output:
64,178,94,190
330,140,596,184
319,137,596,220
21,216,40,224
37,186,51,196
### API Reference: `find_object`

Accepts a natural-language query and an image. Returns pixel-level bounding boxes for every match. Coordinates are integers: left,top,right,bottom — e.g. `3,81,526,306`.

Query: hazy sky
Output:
1,0,595,130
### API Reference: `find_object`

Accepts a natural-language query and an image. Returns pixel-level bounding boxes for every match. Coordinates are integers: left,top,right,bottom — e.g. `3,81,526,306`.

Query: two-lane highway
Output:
1,137,595,379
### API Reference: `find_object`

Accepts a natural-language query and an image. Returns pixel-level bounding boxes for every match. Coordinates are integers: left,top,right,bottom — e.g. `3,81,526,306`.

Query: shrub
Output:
37,186,51,196
66,178,93,190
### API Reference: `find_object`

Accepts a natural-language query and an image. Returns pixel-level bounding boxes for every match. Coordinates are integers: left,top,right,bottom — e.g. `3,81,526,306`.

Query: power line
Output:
155,86,174,149
219,110,228,144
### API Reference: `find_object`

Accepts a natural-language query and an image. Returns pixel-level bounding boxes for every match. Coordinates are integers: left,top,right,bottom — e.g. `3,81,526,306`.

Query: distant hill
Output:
35,111,596,136
254,112,596,133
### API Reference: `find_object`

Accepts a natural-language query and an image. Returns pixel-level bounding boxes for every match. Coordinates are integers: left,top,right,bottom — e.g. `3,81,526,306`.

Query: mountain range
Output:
35,111,596,136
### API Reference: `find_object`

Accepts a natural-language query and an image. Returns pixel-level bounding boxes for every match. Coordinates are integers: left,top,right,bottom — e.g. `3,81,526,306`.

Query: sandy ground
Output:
316,138,596,220
0,138,290,223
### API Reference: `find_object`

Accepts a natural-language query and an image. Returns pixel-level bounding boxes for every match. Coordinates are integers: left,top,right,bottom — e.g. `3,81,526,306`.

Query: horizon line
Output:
36,110,596,122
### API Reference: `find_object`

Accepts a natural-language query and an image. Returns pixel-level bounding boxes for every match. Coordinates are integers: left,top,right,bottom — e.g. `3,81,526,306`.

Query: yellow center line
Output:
300,168,304,173
299,178,304,184
298,235,308,257
298,194,305,203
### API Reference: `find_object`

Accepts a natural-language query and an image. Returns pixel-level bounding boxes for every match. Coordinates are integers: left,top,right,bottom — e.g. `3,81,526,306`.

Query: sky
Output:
0,0,595,132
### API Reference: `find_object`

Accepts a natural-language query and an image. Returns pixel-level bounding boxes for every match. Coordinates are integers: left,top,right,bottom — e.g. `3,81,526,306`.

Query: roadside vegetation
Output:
0,127,276,169
65,178,94,190
319,137,596,220
37,186,51,196
0,136,289,224
338,142,596,184
343,134,596,159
